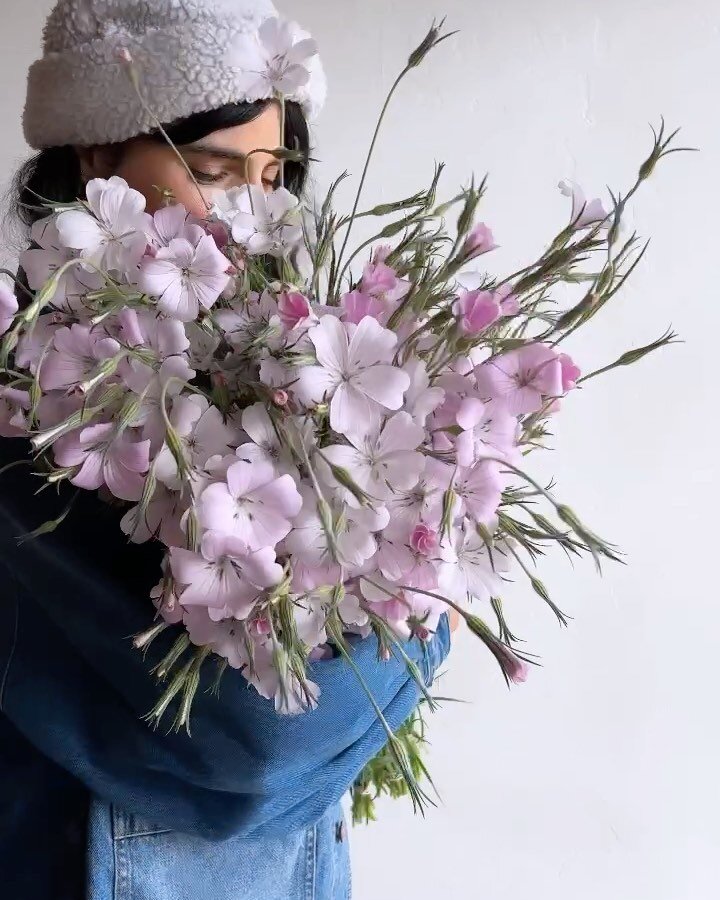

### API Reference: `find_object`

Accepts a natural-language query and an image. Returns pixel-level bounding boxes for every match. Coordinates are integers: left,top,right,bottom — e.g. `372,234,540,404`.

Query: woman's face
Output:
79,102,282,217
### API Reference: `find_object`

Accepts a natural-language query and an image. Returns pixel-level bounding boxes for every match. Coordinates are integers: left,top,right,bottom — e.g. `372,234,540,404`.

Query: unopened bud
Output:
271,389,289,407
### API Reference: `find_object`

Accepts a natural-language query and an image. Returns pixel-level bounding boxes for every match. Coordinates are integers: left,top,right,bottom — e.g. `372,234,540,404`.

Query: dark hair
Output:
10,99,310,230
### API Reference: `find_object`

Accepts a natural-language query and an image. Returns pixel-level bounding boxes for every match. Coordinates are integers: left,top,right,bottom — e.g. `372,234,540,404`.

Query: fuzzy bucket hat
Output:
23,0,327,149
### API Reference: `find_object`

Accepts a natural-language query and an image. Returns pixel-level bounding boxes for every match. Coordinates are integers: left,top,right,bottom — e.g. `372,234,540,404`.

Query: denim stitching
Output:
0,579,19,712
305,822,317,900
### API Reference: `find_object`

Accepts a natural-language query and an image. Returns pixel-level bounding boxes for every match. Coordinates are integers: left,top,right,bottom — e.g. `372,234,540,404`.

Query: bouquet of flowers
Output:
0,20,685,821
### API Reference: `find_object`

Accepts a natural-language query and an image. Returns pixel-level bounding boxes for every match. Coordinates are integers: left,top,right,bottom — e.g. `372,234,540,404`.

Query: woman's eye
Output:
190,169,225,185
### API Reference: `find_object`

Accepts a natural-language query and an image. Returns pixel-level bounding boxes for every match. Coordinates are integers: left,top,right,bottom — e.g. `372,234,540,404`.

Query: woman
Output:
0,2,452,899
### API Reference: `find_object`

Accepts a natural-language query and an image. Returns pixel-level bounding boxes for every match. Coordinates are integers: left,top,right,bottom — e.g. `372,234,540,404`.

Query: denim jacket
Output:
0,437,451,899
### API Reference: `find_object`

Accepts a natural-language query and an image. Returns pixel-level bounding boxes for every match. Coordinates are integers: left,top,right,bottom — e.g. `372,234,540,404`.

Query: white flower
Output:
296,315,410,438
401,358,445,425
213,185,303,258
438,526,511,602
229,16,319,98
56,176,150,276
558,180,610,230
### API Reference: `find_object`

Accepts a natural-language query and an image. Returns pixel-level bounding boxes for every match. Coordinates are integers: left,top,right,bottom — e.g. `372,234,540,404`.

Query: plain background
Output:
1,2,719,899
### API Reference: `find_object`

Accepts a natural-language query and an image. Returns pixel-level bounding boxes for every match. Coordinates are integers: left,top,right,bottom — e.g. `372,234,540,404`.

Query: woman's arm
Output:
0,439,451,840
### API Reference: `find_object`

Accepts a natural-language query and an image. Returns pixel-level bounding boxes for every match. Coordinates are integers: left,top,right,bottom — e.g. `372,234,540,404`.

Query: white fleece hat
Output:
23,0,327,149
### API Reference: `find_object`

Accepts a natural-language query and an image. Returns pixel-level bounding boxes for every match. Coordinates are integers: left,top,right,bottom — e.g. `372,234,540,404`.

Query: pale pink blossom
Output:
20,217,104,313
321,412,425,506
385,457,455,530
170,531,282,621
116,308,190,359
198,445,302,550
40,324,120,393
138,234,230,322
297,315,410,437
240,402,301,475
495,283,520,316
360,575,445,641
121,356,196,453
154,394,236,487
53,423,150,500
214,185,303,257
455,459,505,525
474,344,563,416
121,480,188,548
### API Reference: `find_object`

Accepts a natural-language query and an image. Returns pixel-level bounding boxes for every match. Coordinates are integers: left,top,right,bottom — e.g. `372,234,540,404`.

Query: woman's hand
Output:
448,609,461,634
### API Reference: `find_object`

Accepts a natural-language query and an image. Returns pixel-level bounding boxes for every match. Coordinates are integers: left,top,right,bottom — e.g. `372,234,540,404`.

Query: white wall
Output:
3,2,719,899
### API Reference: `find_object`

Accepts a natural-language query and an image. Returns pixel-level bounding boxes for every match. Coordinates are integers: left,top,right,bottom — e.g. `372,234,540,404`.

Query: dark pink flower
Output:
361,261,398,297
462,223,498,259
559,353,581,392
340,289,384,325
410,523,438,556
278,290,313,329
453,290,501,335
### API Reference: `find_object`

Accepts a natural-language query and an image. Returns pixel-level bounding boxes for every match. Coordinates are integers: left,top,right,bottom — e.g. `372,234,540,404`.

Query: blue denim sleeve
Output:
0,444,451,841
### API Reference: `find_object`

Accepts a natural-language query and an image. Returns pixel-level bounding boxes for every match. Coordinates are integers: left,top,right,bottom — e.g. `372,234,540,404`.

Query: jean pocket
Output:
112,805,173,840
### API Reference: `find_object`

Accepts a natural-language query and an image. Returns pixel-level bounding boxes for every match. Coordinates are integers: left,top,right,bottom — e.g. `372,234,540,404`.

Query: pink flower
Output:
475,344,563,416
0,282,18,336
40,324,120,393
361,261,399,296
153,394,235,487
455,459,505,525
204,219,230,251
495,283,520,316
340,289,384,325
453,290,501,336
277,290,313,329
462,223,498,259
559,353,581,392
372,244,393,264
322,412,425,506
121,481,188,548
410,523,438,556
198,446,302,550
138,234,230,322
0,387,30,438
116,308,190,358
54,423,150,500
56,176,150,276
170,531,283,621
296,315,410,438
